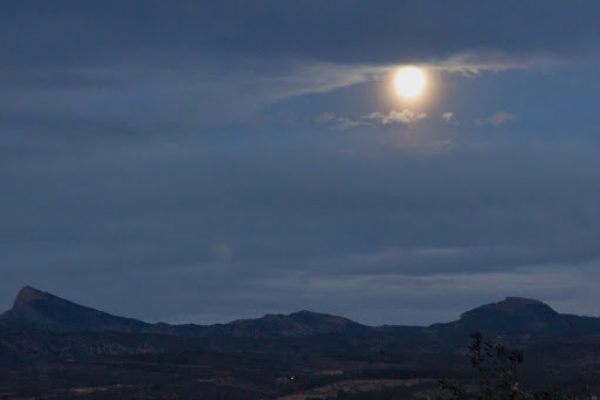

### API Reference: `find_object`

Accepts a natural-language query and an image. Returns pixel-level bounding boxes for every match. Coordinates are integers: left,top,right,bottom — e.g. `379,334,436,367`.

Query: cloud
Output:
441,112,456,122
474,111,516,127
0,1,596,137
366,109,428,125
336,117,365,129
3,132,600,325
318,109,428,130
4,1,600,69
489,111,516,125
315,112,337,123
258,261,600,325
315,112,366,129
1,1,599,120
3,1,600,327
428,52,556,76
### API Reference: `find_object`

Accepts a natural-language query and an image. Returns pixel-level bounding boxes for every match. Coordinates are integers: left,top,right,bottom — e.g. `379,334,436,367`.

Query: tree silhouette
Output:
439,333,578,400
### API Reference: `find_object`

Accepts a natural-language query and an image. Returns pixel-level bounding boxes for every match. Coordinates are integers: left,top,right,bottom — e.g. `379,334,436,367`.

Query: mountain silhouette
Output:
0,287,367,338
431,297,600,340
207,310,371,338
3,287,600,341
0,286,153,333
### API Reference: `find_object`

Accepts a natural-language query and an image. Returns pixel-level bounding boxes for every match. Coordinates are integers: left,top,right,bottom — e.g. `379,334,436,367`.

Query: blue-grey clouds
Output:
3,1,600,67
3,1,600,325
3,129,600,324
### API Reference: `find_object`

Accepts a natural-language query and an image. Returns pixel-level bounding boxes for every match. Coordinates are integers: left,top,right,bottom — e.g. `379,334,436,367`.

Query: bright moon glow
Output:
394,66,426,99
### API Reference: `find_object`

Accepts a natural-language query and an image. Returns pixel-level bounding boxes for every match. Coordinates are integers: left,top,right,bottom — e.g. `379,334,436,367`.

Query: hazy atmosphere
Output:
4,1,600,326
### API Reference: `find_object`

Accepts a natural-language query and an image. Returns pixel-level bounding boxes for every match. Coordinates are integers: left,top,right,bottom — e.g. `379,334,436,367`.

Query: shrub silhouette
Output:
439,333,580,400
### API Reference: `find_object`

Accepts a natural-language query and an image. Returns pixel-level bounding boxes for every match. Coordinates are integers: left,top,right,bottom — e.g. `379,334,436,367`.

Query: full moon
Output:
394,66,426,99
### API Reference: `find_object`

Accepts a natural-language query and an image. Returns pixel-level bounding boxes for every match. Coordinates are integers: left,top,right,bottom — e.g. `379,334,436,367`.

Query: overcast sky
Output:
3,1,600,325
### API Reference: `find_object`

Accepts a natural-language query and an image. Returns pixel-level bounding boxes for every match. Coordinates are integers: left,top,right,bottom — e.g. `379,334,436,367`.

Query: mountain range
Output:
2,286,600,342
3,287,600,398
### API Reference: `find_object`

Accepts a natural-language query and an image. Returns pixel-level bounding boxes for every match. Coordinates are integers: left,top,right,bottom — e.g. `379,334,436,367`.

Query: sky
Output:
3,1,600,326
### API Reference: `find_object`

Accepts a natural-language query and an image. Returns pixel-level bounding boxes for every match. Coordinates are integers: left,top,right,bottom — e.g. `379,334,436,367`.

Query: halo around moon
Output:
394,66,427,99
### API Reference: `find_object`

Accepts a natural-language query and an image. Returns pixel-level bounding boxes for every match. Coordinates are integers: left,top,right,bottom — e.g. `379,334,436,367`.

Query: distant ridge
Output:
431,296,600,339
207,309,370,338
3,286,600,341
0,287,367,338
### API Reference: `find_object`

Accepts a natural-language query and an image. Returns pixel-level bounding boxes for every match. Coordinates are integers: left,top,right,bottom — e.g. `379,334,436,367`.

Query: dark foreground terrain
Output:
2,287,600,399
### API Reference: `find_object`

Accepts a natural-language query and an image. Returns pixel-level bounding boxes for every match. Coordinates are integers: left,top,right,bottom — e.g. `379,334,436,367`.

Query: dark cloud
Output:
2,128,600,323
3,1,600,68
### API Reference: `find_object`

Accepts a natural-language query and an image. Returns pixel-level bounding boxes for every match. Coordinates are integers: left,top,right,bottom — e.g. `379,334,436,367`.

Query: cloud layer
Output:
2,1,600,325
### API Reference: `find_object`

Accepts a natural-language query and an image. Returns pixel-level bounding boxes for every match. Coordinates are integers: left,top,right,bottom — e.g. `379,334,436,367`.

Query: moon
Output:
394,66,427,99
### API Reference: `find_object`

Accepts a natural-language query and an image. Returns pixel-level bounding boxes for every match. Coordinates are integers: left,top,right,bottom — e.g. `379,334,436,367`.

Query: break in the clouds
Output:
2,1,600,325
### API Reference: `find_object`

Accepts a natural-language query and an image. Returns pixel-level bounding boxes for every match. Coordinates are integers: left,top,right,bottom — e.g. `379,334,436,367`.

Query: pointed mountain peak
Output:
1,286,150,333
13,286,52,309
